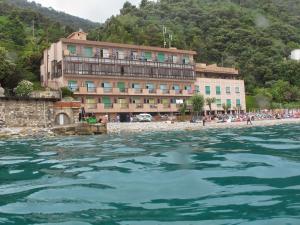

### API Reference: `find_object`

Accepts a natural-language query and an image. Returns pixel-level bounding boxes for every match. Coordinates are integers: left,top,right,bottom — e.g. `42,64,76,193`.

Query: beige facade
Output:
40,31,246,118
195,64,246,113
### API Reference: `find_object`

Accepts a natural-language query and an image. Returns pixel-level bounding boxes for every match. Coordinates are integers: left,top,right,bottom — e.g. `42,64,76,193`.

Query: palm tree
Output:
222,103,230,114
206,97,216,115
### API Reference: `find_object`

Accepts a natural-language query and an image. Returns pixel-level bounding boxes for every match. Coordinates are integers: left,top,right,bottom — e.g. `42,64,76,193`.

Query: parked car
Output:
136,113,152,122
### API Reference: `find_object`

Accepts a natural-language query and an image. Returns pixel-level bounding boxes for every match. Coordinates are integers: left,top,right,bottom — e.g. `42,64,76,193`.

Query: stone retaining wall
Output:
0,98,55,127
0,98,80,128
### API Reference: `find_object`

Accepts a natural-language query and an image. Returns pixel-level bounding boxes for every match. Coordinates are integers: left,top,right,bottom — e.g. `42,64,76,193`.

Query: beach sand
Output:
107,118,300,134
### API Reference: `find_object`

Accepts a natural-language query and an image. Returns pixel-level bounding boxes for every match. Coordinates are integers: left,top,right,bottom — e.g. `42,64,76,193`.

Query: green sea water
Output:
0,124,300,225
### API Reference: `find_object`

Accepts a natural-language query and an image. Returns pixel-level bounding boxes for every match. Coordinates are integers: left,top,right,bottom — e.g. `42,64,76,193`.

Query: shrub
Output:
61,87,74,98
15,80,34,97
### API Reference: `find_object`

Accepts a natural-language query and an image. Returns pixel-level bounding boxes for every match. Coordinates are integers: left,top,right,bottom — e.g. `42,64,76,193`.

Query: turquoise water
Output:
0,124,300,225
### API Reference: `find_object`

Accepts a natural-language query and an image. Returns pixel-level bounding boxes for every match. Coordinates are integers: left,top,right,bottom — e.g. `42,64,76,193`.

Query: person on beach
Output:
247,115,252,125
202,116,206,126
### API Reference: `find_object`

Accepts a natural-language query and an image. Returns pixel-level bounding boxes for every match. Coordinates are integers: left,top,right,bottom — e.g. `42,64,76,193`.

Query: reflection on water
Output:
0,124,300,224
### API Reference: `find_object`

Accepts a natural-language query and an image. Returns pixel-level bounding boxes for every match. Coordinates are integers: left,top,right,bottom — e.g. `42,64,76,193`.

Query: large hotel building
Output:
41,31,245,120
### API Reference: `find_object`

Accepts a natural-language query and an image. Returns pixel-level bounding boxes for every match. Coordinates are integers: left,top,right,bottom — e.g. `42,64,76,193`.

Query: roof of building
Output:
60,38,197,55
196,63,239,75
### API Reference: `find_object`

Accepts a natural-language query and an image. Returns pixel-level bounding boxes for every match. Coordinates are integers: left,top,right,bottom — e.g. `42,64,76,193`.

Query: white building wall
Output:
291,49,300,60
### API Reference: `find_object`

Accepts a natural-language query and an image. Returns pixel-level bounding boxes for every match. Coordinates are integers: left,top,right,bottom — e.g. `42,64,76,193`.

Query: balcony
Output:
63,56,195,80
85,103,182,113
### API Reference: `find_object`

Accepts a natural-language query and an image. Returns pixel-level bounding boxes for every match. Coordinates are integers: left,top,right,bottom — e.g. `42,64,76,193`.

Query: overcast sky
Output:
29,0,142,23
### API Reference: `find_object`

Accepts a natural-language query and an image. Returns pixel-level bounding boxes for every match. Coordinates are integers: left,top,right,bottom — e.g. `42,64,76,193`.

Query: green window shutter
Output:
145,52,152,60
227,99,231,107
157,52,165,62
67,45,76,54
84,47,93,57
205,86,211,95
117,82,125,92
216,86,221,95
236,99,241,106
102,96,111,108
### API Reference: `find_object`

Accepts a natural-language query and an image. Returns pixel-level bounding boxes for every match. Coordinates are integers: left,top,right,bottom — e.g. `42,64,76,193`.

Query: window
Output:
84,47,93,57
183,56,190,64
117,50,125,60
160,84,168,94
235,87,240,93
101,49,109,58
226,99,232,107
226,87,231,94
216,99,222,108
172,55,178,63
68,80,78,92
205,86,211,95
157,52,165,62
173,85,180,94
85,81,95,93
67,45,76,55
146,83,155,93
102,82,112,93
195,85,200,93
86,97,97,109
216,86,221,95
132,83,141,93
236,99,241,107
131,51,138,60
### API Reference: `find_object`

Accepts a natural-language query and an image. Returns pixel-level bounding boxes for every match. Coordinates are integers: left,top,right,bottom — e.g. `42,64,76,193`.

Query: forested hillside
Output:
7,0,98,30
0,0,98,90
89,0,300,101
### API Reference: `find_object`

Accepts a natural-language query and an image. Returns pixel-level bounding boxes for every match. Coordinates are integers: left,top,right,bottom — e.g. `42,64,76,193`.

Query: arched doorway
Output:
55,113,71,126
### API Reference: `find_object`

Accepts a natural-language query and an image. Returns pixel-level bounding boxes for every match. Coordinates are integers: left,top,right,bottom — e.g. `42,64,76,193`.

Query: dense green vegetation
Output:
0,0,95,90
0,0,300,107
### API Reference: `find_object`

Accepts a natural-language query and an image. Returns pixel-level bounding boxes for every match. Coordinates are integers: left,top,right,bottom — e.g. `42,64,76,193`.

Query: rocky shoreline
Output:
1,118,299,138
0,127,55,139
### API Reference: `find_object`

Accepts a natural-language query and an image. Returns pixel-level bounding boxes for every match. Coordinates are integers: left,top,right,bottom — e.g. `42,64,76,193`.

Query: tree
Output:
0,47,16,86
15,80,34,97
191,94,205,118
222,103,230,114
206,97,216,114
179,101,187,116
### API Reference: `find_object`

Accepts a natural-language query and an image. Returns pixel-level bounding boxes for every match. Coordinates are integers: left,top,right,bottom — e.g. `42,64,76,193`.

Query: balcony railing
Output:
63,56,195,80
148,89,156,94
87,87,96,93
103,87,113,93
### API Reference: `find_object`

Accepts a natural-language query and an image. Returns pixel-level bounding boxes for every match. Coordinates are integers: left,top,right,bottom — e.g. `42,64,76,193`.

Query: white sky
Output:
29,0,142,23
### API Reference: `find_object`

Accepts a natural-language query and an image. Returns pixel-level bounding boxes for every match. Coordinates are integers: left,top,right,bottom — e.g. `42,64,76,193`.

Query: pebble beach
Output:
1,118,299,138
107,118,300,134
